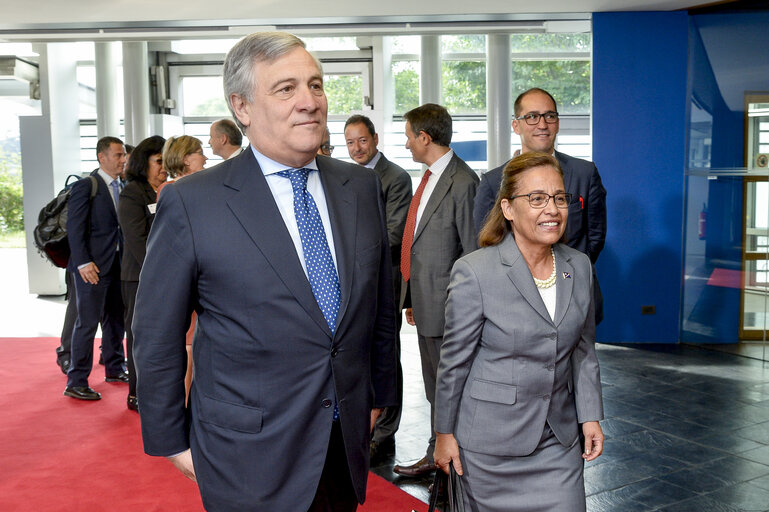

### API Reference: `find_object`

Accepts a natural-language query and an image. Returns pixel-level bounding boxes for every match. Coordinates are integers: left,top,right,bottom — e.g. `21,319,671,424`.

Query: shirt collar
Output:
250,145,319,175
97,168,118,186
427,149,454,178
364,151,382,170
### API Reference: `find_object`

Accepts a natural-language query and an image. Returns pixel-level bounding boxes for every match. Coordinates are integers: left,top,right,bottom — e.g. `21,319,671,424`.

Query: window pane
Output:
393,61,420,114
511,61,591,114
324,74,362,114
510,33,591,53
392,36,421,55
441,35,486,53
442,61,486,114
181,77,229,117
304,37,359,51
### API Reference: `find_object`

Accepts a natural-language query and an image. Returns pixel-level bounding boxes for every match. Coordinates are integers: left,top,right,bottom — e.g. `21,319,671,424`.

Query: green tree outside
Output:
0,147,24,233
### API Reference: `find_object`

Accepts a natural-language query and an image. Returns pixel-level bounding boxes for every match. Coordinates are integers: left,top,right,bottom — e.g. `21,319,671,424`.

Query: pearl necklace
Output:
533,247,557,289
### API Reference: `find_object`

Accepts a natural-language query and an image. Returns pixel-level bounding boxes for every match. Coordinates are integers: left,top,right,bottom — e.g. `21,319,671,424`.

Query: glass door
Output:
739,95,769,360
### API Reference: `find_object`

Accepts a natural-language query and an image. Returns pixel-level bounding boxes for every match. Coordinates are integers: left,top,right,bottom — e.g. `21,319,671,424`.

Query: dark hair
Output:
125,144,135,154
478,152,563,247
344,115,377,138
125,135,166,183
513,88,558,117
403,103,452,147
213,119,243,146
96,136,124,157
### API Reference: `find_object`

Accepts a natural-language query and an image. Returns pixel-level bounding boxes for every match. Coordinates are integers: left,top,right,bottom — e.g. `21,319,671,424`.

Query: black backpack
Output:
33,174,98,268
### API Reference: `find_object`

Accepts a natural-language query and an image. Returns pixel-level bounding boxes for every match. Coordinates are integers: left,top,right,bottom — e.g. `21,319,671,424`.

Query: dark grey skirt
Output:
459,423,586,512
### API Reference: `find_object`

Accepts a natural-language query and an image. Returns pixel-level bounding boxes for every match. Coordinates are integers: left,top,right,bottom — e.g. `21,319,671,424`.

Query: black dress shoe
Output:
393,456,438,477
127,395,139,412
105,371,129,383
64,386,101,400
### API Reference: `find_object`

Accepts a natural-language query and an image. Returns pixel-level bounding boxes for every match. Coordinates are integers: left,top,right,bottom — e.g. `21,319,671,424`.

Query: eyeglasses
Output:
510,192,572,209
320,144,335,155
514,111,559,125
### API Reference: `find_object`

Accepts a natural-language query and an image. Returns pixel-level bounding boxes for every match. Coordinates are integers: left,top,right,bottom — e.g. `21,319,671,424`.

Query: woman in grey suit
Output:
434,152,604,512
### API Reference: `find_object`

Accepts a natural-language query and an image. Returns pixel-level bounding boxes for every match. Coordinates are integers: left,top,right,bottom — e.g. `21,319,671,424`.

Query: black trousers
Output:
307,422,358,512
121,280,139,397
56,270,78,363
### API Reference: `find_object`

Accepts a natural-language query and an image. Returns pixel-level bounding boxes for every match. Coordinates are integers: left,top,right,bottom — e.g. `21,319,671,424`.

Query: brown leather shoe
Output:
393,456,437,477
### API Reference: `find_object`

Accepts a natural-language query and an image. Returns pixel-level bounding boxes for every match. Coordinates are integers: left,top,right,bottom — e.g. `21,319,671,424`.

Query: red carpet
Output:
0,337,427,511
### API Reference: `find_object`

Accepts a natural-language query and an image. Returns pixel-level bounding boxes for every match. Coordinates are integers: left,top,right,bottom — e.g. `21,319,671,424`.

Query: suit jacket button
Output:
331,348,338,357
321,399,333,408
543,394,551,401
546,364,555,371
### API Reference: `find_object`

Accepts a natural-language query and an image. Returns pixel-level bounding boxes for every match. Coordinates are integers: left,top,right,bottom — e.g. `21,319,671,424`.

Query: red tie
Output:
400,170,432,282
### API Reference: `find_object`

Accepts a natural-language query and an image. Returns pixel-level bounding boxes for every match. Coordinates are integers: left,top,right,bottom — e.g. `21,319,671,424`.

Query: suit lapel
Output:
317,158,355,330
553,245,574,327
555,151,574,197
224,150,333,338
413,154,455,243
500,235,552,324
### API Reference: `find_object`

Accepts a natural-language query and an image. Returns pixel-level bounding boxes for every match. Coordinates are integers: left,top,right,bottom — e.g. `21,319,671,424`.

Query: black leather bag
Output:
426,462,465,512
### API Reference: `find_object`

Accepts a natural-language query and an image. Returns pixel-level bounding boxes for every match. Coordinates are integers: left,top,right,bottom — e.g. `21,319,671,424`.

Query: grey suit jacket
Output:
372,153,412,265
133,149,397,511
400,152,479,337
435,234,603,456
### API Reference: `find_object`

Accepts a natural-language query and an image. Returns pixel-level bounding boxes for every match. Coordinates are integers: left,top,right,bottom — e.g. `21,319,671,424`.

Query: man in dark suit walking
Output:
133,32,397,512
473,88,607,322
393,103,479,477
344,114,412,458
64,136,128,401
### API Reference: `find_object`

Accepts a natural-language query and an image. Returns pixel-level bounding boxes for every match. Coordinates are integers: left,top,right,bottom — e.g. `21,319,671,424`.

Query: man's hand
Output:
168,449,197,482
404,308,415,326
434,432,463,475
370,408,383,432
78,262,100,285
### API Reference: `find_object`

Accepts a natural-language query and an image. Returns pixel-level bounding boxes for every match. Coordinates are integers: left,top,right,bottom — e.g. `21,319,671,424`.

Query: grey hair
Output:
223,31,324,132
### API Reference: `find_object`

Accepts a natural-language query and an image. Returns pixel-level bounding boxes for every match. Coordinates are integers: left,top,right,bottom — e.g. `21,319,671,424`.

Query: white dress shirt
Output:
414,149,454,231
250,146,338,279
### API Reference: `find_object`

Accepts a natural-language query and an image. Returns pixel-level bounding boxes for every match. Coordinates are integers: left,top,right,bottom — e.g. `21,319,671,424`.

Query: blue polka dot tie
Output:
277,168,340,335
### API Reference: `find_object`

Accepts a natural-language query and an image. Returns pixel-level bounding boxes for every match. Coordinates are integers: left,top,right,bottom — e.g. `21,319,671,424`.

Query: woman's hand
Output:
434,432,463,475
581,421,604,461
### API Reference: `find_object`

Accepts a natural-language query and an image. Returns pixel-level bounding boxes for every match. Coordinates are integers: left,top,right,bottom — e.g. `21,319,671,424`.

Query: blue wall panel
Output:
593,12,689,343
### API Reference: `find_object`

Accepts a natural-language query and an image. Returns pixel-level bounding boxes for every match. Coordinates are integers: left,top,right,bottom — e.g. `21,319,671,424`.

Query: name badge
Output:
147,203,157,214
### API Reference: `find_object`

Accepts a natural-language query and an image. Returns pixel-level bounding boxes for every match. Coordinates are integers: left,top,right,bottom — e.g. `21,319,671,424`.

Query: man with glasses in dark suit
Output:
473,87,607,323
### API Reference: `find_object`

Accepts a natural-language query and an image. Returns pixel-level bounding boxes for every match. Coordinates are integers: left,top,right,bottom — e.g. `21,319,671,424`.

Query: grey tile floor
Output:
374,338,769,511
4,248,769,510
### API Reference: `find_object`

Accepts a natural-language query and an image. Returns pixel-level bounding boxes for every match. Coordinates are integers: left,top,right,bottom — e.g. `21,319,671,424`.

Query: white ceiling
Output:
0,0,710,41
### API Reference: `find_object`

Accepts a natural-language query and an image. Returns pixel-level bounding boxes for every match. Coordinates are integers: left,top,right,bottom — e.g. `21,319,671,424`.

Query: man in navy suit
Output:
473,88,607,322
133,32,396,511
64,136,128,401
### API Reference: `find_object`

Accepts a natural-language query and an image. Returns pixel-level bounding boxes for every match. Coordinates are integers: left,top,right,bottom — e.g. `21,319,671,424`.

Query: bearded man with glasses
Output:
473,87,607,324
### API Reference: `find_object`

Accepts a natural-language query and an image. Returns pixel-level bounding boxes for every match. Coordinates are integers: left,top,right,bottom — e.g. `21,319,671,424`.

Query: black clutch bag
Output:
426,462,465,512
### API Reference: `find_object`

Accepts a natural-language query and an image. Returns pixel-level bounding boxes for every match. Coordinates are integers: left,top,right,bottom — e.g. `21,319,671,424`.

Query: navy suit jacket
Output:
66,169,122,273
133,149,397,511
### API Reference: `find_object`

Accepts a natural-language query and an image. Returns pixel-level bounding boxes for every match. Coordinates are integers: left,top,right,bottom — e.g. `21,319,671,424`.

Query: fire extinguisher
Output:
698,203,707,240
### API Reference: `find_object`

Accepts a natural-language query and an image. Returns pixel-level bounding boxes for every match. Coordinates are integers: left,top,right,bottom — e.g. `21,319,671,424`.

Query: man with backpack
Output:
63,136,128,401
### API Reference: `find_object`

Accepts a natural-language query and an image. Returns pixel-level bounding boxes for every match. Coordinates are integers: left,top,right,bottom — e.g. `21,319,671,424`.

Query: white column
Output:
94,42,121,139
122,41,150,145
21,43,82,295
486,34,512,171
420,35,441,105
